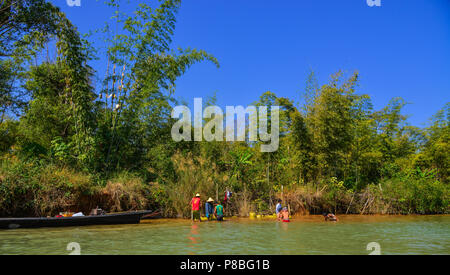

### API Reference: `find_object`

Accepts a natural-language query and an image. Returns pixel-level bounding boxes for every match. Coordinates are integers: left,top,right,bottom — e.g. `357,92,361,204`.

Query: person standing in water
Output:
214,201,224,221
190,193,202,222
275,199,283,221
205,198,214,221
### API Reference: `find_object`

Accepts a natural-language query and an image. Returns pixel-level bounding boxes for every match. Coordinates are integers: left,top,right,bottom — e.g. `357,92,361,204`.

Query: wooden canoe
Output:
0,210,153,230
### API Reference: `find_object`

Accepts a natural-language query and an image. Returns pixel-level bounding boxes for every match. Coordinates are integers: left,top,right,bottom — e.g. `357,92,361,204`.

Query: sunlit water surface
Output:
0,215,448,255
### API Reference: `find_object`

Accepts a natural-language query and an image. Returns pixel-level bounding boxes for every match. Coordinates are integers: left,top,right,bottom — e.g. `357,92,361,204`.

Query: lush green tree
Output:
0,0,59,56
0,0,60,117
417,103,449,183
95,0,219,175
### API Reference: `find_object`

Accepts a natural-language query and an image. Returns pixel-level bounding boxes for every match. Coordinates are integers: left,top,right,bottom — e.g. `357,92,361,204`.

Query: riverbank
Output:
0,158,448,218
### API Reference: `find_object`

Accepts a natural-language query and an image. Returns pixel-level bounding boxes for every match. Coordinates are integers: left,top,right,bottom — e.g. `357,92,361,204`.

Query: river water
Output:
0,215,448,255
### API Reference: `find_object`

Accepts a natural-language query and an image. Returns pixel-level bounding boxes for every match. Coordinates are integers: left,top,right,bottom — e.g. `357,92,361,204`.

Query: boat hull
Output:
0,211,153,230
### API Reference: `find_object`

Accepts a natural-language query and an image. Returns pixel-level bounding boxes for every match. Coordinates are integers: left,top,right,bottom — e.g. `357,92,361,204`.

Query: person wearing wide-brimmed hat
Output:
190,193,202,222
205,198,214,221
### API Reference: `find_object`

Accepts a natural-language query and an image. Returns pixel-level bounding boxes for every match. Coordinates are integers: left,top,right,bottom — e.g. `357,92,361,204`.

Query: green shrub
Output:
381,168,449,214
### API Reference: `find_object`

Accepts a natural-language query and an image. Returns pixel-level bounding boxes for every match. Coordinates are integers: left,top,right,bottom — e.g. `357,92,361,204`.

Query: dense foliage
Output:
0,0,448,217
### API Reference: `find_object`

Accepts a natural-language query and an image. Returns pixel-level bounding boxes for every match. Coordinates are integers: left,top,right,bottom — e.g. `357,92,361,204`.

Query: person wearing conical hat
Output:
205,198,214,221
190,193,201,222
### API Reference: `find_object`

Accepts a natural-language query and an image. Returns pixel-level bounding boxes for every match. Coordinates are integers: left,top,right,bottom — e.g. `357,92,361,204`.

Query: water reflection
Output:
276,220,293,254
187,223,200,255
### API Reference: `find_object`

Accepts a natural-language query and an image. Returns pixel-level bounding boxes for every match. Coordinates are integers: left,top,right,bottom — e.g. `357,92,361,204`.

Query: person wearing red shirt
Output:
190,193,202,222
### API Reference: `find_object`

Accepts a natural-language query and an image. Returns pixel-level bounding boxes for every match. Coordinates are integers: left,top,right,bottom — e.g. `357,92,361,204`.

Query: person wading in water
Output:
323,213,339,222
281,207,290,223
205,198,214,221
214,201,224,221
275,199,283,221
190,194,202,222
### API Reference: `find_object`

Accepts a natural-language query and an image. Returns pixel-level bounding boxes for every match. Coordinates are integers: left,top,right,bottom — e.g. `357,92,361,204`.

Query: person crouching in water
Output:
205,198,214,221
323,213,338,222
214,201,224,221
281,207,290,223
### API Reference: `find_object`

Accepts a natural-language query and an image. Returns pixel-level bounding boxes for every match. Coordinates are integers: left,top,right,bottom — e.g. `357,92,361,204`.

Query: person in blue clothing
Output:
205,198,214,221
275,199,283,220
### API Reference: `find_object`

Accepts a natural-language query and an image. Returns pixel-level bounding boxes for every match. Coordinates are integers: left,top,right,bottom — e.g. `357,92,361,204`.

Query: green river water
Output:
0,215,448,255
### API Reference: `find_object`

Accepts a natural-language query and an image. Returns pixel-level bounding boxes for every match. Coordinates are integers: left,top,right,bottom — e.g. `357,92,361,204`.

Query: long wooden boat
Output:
0,210,153,230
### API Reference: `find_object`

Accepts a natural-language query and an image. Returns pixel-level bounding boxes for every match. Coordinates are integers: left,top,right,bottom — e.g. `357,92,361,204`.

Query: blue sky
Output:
51,0,450,127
